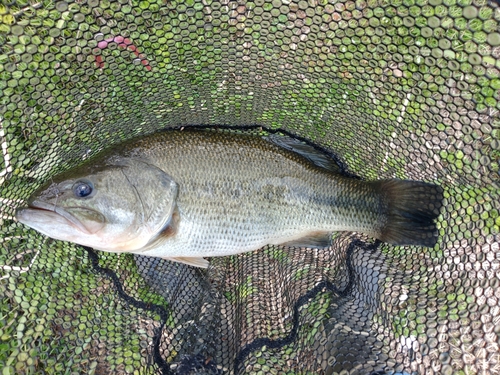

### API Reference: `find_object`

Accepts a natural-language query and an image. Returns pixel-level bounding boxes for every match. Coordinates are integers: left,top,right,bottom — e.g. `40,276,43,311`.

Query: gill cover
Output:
116,158,179,241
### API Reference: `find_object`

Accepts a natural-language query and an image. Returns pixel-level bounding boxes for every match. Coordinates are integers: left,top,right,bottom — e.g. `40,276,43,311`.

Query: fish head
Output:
16,157,178,252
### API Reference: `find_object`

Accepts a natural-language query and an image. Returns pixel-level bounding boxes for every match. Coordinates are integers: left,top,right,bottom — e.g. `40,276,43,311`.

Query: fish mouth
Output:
21,200,98,235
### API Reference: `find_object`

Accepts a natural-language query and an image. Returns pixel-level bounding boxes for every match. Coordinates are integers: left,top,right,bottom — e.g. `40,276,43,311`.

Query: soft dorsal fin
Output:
264,134,341,174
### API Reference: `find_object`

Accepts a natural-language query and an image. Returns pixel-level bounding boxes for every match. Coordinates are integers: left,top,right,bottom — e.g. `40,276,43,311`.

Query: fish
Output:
16,129,443,268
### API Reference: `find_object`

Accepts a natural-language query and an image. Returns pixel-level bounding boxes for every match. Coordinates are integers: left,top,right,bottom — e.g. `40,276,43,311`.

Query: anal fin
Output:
279,232,332,249
162,256,209,268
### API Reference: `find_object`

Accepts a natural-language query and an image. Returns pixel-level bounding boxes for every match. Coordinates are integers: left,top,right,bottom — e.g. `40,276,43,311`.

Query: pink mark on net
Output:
95,36,152,71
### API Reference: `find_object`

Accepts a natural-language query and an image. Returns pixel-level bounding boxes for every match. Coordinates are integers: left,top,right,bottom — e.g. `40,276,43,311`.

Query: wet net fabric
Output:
1,0,499,374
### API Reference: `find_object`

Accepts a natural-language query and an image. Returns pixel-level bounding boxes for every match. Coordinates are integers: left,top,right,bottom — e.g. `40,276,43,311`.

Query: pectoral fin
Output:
162,256,210,268
279,232,332,249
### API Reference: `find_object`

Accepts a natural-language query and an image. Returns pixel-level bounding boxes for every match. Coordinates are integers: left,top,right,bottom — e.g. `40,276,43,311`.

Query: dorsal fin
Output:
264,134,341,174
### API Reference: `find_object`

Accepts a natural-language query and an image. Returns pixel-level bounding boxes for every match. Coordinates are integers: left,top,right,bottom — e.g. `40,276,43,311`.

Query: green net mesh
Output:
1,0,499,374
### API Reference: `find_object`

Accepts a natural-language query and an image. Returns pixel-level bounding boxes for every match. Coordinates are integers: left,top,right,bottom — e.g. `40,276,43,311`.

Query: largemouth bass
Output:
16,129,443,268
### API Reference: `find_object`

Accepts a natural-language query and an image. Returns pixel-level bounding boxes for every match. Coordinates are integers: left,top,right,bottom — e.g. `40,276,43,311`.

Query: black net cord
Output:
84,247,172,375
83,235,381,375
233,238,381,374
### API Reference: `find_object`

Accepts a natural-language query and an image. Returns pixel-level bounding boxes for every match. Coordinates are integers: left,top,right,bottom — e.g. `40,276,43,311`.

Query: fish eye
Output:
73,181,93,198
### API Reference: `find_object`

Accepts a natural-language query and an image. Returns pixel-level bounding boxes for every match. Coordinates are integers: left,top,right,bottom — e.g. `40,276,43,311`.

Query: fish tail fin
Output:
374,180,443,247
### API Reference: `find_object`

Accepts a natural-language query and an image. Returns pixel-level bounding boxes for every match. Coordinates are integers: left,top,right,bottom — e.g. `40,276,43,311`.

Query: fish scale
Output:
137,132,373,256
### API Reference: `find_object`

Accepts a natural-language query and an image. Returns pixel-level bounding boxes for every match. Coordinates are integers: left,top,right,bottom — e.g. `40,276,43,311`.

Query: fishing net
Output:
1,0,499,374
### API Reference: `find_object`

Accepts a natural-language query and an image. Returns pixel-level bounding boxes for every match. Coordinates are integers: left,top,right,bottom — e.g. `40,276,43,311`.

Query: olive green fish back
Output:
0,1,499,375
